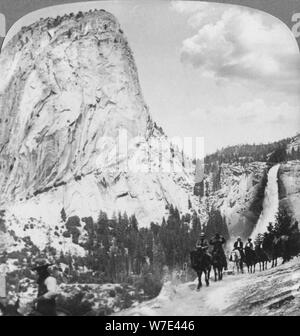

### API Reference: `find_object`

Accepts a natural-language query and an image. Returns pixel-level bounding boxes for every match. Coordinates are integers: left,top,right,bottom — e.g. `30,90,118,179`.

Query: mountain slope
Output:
0,10,200,254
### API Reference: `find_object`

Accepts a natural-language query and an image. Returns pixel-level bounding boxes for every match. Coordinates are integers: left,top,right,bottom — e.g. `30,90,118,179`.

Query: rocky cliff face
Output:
0,10,149,203
278,160,300,223
202,162,267,240
0,10,199,254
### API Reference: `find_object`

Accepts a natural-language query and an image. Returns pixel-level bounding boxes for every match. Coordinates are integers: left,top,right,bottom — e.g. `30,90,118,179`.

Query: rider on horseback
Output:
233,236,245,259
234,237,243,250
209,233,227,270
191,233,212,289
196,232,209,254
31,258,58,316
245,238,254,250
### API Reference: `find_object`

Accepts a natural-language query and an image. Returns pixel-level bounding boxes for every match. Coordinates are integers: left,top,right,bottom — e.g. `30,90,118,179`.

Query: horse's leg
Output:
208,265,211,281
197,271,201,290
199,270,202,289
214,266,217,281
205,268,209,286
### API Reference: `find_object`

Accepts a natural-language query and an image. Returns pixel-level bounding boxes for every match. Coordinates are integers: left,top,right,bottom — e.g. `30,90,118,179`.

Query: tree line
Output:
254,208,300,259
56,205,229,286
203,136,299,173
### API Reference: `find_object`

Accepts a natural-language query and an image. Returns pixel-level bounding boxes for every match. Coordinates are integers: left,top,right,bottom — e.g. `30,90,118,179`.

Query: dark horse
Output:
244,246,257,273
270,235,290,267
211,250,226,281
190,249,211,290
254,244,269,271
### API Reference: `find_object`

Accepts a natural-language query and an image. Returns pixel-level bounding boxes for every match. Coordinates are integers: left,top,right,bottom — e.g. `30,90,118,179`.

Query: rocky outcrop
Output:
0,10,149,203
202,162,267,240
0,10,199,254
278,160,300,223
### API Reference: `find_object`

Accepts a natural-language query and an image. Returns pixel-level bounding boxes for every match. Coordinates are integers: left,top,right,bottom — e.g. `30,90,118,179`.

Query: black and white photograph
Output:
0,0,299,317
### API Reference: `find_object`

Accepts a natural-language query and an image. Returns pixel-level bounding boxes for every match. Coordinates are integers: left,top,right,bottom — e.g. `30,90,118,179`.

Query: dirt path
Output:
115,258,300,316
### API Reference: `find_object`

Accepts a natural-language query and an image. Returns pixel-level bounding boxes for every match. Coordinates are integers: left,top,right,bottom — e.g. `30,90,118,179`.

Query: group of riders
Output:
190,231,289,291
0,229,292,315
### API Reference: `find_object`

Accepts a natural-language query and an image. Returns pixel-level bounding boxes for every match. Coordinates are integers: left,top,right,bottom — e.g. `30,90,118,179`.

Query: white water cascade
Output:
251,164,280,239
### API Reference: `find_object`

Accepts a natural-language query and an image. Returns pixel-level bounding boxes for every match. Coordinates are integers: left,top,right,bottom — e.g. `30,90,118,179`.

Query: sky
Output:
3,0,300,155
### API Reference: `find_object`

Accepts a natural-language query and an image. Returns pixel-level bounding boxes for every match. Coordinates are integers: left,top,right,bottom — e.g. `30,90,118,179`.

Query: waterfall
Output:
251,164,280,239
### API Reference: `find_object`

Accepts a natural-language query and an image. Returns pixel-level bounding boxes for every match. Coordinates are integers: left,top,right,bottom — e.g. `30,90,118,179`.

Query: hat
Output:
32,258,53,271
200,232,205,238
248,238,252,241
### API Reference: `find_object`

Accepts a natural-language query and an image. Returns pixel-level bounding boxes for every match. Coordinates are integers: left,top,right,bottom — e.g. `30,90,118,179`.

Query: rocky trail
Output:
115,257,300,316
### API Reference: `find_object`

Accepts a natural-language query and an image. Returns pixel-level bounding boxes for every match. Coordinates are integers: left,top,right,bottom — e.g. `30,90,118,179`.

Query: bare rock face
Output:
0,10,198,253
0,10,149,203
278,160,300,223
203,162,267,240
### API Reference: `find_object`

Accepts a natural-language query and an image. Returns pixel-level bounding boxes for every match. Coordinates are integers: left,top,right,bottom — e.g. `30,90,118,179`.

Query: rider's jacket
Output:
234,241,243,250
36,276,57,316
197,239,209,250
245,242,254,250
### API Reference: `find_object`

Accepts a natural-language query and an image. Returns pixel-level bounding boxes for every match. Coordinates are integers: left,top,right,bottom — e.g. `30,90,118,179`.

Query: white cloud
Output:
172,2,300,94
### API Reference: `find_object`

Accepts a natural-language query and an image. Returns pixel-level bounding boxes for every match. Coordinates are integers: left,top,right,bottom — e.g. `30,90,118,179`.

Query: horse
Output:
254,244,269,271
211,249,226,281
270,235,290,267
230,249,243,274
244,246,257,273
190,248,211,290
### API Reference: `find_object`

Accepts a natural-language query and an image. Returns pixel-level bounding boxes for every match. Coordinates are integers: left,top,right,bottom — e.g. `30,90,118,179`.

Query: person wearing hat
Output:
234,237,244,256
209,233,227,269
233,237,243,250
233,237,244,273
191,232,210,273
31,258,58,316
196,232,209,254
245,238,254,250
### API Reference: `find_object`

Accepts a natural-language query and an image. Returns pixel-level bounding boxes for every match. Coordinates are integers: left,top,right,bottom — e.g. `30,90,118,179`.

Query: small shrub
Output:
57,292,93,316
